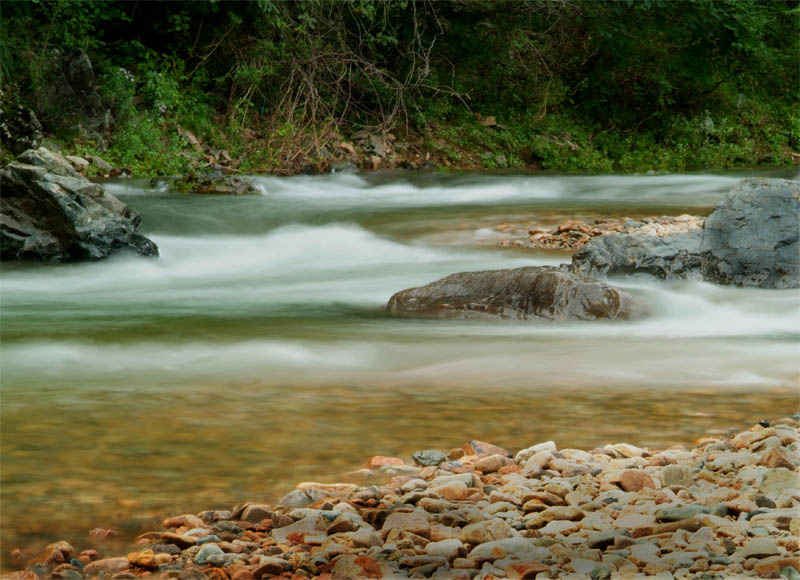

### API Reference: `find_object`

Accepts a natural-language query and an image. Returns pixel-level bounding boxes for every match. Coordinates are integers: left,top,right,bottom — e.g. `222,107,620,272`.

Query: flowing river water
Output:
1,169,798,564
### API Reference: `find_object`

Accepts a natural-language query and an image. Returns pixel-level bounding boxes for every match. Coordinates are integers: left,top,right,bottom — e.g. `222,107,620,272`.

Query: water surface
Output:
2,169,798,563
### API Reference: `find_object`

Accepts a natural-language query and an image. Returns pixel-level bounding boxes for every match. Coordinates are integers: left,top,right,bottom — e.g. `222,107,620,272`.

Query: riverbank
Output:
9,418,799,579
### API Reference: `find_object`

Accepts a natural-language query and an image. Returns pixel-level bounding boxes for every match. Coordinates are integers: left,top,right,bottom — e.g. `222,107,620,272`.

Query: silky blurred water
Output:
1,168,798,564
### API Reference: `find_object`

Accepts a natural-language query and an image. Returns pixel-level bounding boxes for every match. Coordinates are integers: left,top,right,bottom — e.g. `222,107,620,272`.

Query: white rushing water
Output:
3,170,799,393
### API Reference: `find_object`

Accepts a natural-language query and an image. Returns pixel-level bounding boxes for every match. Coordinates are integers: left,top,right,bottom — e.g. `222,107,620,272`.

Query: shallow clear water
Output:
1,168,798,563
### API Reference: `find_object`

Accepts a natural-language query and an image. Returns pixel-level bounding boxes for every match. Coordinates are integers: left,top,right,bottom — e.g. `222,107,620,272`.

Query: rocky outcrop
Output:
700,178,799,289
1,148,158,262
0,104,43,155
385,266,646,321
570,178,800,288
571,230,703,280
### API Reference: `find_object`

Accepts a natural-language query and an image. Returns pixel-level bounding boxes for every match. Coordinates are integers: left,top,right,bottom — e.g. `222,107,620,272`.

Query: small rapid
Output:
2,169,797,559
2,170,798,392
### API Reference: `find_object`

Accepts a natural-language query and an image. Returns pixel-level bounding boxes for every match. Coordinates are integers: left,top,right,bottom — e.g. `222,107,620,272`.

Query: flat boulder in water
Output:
700,178,799,289
385,266,646,321
0,147,158,261
571,229,702,280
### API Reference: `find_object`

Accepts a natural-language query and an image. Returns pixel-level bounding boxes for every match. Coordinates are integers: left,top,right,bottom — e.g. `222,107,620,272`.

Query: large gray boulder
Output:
1,147,158,262
700,178,799,288
385,266,646,321
571,230,702,280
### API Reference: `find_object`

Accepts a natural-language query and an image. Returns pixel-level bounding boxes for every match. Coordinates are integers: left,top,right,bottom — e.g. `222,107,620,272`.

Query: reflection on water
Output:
2,169,798,565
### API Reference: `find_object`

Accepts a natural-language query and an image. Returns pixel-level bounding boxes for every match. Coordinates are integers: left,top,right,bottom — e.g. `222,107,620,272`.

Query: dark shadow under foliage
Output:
1,0,797,174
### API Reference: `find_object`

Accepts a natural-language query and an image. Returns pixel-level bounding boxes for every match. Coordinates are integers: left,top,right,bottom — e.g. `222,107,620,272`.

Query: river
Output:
1,169,798,563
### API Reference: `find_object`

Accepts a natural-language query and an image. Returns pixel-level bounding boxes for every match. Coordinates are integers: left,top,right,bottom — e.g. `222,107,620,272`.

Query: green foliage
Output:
1,0,796,174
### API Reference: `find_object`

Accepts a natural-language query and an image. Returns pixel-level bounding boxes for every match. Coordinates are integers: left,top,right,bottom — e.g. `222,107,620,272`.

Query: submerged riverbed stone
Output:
385,265,647,321
700,178,800,288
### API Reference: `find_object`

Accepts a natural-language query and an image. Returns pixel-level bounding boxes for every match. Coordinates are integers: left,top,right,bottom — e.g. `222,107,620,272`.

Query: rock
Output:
0,105,43,154
45,542,75,561
273,515,328,544
761,448,797,469
364,456,405,469
587,530,631,550
385,266,646,321
82,557,130,576
240,504,272,523
158,532,197,549
426,539,466,561
461,440,512,457
539,520,578,536
700,178,800,288
381,509,431,539
741,538,780,558
194,544,224,565
606,442,650,458
413,450,448,466
655,505,716,522
753,557,800,578
126,550,157,569
504,561,552,579
759,469,800,500
1,148,158,261
176,173,259,196
296,482,358,500
331,554,387,579
524,506,583,529
475,454,515,473
619,469,657,491
252,557,290,576
430,481,469,501
35,50,114,148
468,537,548,563
515,441,557,464
86,155,112,172
662,465,694,487
460,518,514,545
327,513,362,534
652,516,703,534
571,230,703,280
279,489,314,508
162,514,206,529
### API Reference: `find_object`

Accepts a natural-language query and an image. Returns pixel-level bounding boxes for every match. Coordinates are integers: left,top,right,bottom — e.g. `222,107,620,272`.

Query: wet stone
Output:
413,450,448,466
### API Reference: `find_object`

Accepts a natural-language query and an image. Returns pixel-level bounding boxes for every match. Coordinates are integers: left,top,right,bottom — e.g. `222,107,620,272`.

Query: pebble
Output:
587,530,631,550
193,544,224,565
460,518,513,544
381,509,431,539
468,537,549,563
412,449,447,466
81,557,130,576
619,469,657,491
661,464,694,487
740,537,780,558
14,420,800,580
